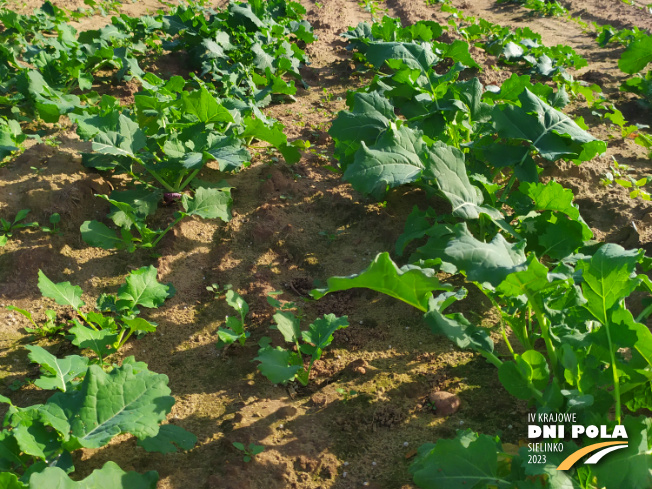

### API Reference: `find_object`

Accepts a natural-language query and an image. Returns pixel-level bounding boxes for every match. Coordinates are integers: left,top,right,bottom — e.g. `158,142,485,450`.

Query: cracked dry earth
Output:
1,0,651,488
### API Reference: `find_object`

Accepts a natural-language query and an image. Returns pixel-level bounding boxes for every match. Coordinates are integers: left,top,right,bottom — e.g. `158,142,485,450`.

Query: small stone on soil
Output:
428,391,461,416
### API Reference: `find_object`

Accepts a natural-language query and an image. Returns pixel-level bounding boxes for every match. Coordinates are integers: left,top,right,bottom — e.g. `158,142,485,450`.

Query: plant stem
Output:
604,320,622,424
146,168,175,192
179,168,202,191
150,214,185,247
527,296,558,371
480,349,503,368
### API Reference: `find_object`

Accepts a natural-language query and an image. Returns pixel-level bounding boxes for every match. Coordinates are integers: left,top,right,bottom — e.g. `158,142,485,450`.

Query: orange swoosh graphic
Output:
557,441,628,470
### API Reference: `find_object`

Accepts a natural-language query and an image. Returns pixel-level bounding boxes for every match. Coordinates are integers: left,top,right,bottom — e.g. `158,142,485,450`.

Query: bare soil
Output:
1,0,651,488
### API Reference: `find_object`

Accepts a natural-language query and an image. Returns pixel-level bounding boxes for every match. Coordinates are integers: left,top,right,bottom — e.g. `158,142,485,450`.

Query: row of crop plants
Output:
308,5,652,488
0,0,317,487
1,0,652,487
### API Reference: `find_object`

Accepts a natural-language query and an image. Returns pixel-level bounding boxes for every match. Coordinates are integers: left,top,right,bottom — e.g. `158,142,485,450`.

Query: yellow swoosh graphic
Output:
557,441,628,470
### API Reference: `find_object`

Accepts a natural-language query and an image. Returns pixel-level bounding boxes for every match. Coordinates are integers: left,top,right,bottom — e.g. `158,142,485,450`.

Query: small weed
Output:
318,229,345,244
0,209,38,246
233,442,264,462
336,387,359,403
41,213,61,235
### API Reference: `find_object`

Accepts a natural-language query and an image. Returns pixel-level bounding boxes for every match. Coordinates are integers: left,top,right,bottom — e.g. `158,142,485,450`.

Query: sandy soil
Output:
1,0,651,487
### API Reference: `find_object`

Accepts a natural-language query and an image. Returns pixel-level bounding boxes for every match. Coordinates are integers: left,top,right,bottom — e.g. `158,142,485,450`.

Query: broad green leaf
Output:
344,124,426,199
25,346,89,392
0,472,26,489
410,430,510,488
610,306,652,368
329,91,394,165
69,323,117,359
51,364,174,449
424,290,494,353
0,431,25,472
217,327,243,345
122,317,157,333
496,255,555,299
579,244,641,324
92,114,146,158
413,223,527,288
311,252,452,312
423,141,502,220
619,34,652,74
592,416,652,489
301,314,349,359
493,89,606,162
37,270,84,310
180,87,234,124
520,181,579,219
273,311,301,343
498,350,549,400
137,424,197,454
438,40,480,68
182,187,232,221
28,461,158,489
80,220,122,250
365,42,438,72
108,189,162,226
225,289,248,316
117,266,174,310
254,347,302,384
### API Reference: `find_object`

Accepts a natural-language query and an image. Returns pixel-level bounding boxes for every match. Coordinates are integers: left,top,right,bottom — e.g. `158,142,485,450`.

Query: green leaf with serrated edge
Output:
26,346,89,392
37,270,84,310
69,323,117,358
438,40,480,69
240,116,286,147
423,141,502,220
365,42,438,71
329,91,394,165
538,216,588,259
254,347,302,384
92,114,146,158
410,430,511,488
122,317,157,333
423,289,494,353
493,88,606,162
619,34,652,74
311,252,452,312
344,124,426,199
182,187,232,221
412,223,527,288
80,220,122,250
28,461,158,489
273,311,301,343
520,181,579,219
137,424,197,454
180,87,234,124
578,244,641,324
592,416,652,489
117,266,174,310
301,314,348,359
108,189,162,226
496,255,556,299
50,364,174,450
